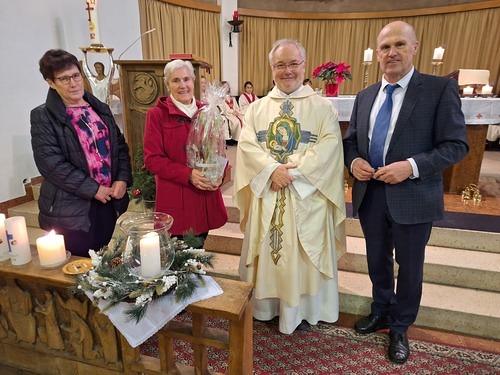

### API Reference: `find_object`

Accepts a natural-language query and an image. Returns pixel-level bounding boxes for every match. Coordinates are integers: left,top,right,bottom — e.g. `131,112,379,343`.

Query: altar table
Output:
328,96,500,193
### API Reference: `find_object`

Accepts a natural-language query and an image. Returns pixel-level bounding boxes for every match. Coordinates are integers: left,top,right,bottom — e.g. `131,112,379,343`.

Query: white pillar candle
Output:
0,214,10,261
140,232,161,277
36,230,67,267
5,216,32,265
433,47,445,60
85,0,101,45
363,48,373,62
481,84,493,95
463,86,474,95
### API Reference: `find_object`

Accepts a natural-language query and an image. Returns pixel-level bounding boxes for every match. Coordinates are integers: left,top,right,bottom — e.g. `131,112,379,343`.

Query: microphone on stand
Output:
117,28,156,60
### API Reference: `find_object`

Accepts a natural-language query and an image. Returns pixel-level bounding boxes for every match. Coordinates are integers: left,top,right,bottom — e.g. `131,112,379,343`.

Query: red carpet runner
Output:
141,313,499,374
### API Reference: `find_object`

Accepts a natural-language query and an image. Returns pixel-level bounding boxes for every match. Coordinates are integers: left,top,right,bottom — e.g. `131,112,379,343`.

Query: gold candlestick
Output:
362,61,372,89
431,60,443,76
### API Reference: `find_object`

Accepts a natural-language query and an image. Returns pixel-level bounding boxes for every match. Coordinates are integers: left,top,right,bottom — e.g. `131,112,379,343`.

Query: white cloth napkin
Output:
86,275,223,348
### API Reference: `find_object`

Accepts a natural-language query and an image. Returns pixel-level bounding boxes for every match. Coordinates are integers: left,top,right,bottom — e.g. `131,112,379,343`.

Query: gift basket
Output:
186,82,228,185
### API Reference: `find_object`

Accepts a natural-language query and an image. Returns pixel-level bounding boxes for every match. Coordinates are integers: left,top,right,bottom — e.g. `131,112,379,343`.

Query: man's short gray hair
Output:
268,39,306,64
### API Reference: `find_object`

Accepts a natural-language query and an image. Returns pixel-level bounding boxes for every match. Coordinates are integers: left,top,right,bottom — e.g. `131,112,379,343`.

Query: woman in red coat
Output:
143,60,227,243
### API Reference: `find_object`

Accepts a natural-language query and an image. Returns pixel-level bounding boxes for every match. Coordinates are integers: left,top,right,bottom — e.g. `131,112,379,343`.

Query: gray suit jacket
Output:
343,70,469,224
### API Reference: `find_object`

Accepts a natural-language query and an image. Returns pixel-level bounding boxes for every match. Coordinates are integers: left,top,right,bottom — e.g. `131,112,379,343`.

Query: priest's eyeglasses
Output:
54,72,83,85
273,60,305,71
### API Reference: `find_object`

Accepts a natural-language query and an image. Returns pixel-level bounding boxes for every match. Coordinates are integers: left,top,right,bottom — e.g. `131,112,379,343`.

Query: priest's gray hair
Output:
268,39,306,64
164,59,195,83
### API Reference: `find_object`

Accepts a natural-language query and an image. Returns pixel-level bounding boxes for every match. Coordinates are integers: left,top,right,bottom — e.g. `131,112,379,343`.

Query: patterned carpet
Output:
140,313,500,375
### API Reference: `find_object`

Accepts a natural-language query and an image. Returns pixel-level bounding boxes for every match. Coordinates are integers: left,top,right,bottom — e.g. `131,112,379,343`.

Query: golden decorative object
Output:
461,183,482,204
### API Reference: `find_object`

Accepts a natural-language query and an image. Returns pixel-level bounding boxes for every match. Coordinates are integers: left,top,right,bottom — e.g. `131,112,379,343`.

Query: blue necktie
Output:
370,84,399,169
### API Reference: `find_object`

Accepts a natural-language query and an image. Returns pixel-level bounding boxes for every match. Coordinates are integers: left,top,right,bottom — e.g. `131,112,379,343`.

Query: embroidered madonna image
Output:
267,118,301,163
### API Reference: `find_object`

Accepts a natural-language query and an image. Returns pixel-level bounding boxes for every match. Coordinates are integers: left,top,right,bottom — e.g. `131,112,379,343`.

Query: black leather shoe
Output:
388,331,410,364
354,314,390,334
295,320,311,331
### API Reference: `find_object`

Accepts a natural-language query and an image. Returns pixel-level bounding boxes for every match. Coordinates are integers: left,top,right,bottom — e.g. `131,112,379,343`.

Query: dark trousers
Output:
358,180,432,333
58,200,117,257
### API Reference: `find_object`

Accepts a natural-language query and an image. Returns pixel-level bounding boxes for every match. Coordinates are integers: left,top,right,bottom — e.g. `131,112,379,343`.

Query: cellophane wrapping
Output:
186,82,228,185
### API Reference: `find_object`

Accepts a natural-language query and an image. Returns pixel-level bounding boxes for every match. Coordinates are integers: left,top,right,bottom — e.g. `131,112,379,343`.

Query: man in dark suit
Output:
343,21,468,364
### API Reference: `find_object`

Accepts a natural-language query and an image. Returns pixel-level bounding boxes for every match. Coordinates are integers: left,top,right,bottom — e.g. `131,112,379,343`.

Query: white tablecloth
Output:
326,96,500,124
87,275,223,348
327,96,500,140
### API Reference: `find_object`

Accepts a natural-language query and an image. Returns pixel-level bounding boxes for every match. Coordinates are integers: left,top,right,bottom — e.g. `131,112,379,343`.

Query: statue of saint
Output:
82,51,115,105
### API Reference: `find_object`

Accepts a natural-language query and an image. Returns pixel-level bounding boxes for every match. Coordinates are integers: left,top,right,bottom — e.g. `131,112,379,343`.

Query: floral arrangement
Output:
312,61,352,84
73,234,213,323
129,144,156,204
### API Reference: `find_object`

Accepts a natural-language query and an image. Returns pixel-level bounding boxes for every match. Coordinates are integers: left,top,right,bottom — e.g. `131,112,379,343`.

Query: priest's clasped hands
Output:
270,163,298,191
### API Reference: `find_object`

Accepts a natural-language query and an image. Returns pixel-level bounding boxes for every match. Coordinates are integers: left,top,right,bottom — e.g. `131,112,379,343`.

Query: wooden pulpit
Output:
115,57,212,161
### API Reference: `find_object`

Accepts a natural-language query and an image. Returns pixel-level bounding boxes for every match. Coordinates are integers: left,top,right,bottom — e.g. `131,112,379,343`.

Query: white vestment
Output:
234,85,346,334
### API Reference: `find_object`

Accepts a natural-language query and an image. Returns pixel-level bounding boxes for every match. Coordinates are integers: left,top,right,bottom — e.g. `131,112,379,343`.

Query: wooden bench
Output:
121,277,254,375
0,253,253,375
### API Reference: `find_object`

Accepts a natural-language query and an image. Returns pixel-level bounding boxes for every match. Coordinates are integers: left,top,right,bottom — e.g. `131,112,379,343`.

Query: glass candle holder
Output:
117,212,175,279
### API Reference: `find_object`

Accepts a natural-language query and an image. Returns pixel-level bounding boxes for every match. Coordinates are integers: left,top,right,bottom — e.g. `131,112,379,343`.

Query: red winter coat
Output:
143,96,228,235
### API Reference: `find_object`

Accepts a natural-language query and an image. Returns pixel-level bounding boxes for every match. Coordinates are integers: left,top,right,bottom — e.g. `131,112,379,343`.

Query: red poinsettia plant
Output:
312,61,352,84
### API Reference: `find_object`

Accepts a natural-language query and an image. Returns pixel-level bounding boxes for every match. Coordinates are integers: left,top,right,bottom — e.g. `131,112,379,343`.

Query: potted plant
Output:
312,61,352,97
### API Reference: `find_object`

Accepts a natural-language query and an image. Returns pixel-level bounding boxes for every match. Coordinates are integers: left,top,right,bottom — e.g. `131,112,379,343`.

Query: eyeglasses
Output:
272,60,305,71
54,72,83,85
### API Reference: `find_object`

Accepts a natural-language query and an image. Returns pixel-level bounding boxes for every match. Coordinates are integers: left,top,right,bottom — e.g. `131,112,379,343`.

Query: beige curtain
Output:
240,9,500,96
138,0,221,82
137,2,499,97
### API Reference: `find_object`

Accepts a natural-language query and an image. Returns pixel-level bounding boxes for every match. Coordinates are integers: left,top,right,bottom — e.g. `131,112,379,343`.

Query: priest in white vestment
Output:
234,39,346,334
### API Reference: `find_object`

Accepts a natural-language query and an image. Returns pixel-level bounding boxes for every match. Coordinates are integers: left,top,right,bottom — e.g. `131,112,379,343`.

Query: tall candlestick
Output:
433,47,445,60
85,0,102,46
0,214,10,261
5,216,32,265
36,230,67,267
363,48,373,62
140,232,161,277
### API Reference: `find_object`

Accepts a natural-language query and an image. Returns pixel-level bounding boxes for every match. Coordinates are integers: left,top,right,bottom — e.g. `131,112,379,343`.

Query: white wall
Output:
0,0,141,202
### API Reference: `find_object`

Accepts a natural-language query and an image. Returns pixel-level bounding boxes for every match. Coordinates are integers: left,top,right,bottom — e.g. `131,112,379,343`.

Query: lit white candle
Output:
140,232,161,277
363,48,373,62
36,230,67,267
433,47,445,60
481,84,493,95
463,86,474,95
85,0,101,45
0,214,10,261
5,216,32,265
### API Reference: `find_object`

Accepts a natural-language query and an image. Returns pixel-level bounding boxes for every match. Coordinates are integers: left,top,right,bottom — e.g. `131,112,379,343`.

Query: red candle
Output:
233,11,239,21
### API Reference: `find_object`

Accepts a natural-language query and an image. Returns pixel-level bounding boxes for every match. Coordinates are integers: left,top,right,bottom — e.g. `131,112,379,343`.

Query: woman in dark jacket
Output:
30,49,132,257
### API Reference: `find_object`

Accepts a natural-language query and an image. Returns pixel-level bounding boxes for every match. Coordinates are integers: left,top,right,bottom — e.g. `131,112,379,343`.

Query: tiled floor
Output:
225,145,500,354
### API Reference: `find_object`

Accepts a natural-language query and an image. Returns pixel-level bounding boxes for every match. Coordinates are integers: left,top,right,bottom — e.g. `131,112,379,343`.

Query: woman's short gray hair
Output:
268,39,306,64
163,59,195,83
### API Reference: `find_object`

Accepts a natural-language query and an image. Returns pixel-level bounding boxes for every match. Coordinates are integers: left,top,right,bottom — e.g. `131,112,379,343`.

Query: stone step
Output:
338,236,500,293
222,194,500,254
14,201,500,293
338,270,500,340
199,252,500,340
204,222,243,256
11,197,500,254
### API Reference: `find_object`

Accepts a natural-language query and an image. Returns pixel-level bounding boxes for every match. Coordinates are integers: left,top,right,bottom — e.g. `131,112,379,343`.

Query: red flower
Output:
311,61,352,84
133,189,141,197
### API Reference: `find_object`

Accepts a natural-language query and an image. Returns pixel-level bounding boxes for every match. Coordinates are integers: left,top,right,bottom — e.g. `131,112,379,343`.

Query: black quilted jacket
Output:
30,88,132,232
